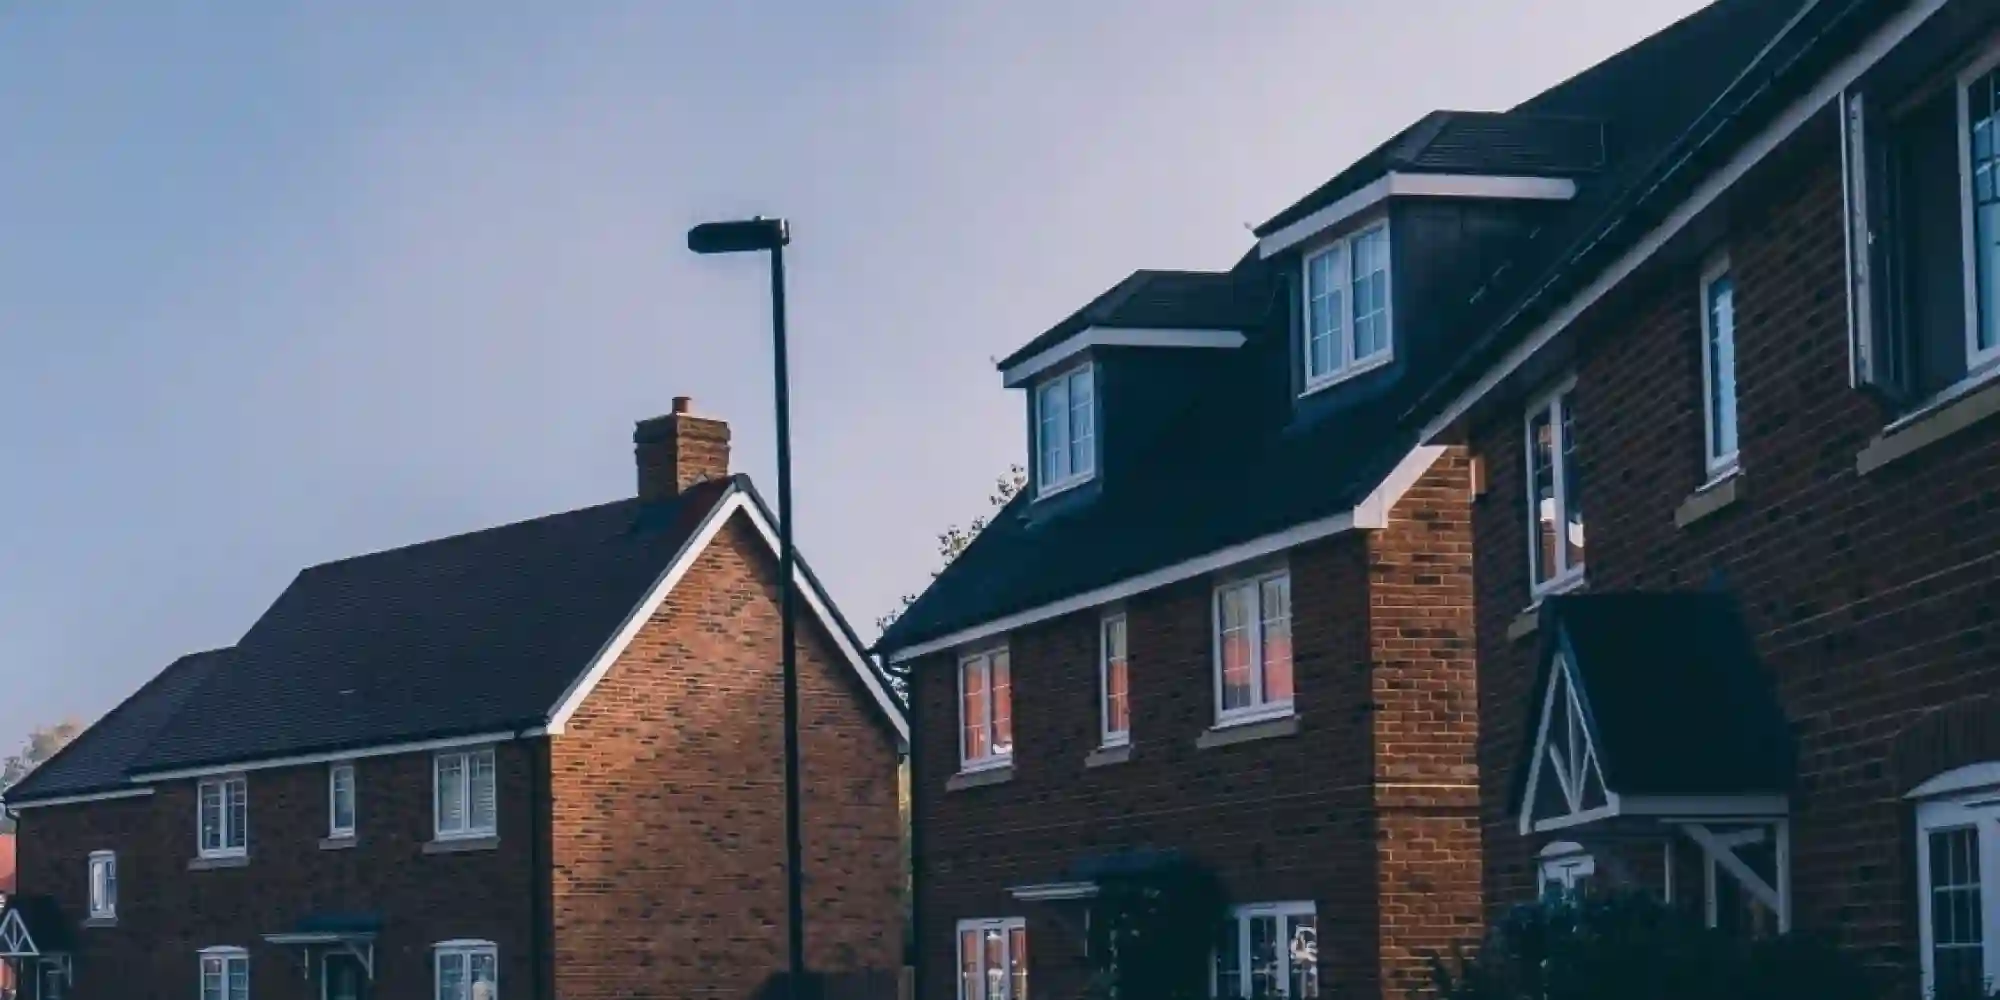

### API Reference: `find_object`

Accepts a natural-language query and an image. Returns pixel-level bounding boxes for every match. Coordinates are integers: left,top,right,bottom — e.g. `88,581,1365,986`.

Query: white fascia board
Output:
881,443,1444,665
544,489,910,745
1001,327,1246,388
1909,761,2000,800
127,730,520,783
1009,882,1100,902
1421,0,1952,444
1259,173,1578,259
6,786,156,810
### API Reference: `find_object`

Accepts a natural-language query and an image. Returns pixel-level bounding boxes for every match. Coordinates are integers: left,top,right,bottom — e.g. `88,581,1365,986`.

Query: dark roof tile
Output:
3,648,227,803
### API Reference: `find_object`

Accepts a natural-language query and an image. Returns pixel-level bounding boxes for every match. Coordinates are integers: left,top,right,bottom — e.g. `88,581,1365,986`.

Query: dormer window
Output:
1035,362,1096,496
1301,221,1393,392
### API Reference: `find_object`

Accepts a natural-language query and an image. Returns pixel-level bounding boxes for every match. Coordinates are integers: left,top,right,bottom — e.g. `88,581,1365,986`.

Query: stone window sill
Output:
188,854,248,871
1857,369,2000,475
423,835,500,855
82,916,117,929
1084,743,1132,769
1195,714,1299,750
1674,469,1743,529
319,836,357,851
945,765,1015,792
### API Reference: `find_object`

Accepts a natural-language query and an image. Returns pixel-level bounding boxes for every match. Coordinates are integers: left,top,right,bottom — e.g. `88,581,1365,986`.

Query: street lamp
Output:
687,216,807,996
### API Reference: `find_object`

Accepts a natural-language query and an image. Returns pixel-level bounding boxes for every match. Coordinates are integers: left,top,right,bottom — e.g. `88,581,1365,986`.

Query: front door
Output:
323,954,367,1000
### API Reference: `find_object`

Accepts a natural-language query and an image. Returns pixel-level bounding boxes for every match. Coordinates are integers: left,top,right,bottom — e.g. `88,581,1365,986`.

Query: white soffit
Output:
1258,173,1578,259
1001,326,1246,388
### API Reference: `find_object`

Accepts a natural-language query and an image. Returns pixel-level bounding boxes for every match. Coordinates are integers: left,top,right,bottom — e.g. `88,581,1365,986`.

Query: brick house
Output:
0,399,907,1000
874,11,1812,1000
1400,0,2000,992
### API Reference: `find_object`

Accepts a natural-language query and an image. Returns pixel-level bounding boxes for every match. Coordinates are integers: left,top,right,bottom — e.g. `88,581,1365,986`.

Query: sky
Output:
0,0,1712,748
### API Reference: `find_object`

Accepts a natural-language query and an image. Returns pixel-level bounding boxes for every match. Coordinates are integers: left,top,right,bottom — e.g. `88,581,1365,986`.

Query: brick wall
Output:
17,741,541,1000
912,456,1479,1000
1466,119,2000,974
550,513,905,1000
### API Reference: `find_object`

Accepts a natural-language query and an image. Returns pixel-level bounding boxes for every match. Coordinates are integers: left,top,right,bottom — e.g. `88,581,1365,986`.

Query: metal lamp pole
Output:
687,216,807,998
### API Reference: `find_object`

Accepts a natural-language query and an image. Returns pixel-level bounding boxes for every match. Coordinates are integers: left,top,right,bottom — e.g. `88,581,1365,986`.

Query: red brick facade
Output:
1465,105,2000,976
911,455,1479,1000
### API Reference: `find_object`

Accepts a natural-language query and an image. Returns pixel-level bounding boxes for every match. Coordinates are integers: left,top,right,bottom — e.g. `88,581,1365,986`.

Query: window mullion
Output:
1550,396,1571,579
1249,584,1266,707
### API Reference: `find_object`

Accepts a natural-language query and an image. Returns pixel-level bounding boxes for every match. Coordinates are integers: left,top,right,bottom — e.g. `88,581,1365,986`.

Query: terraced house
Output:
0,400,907,1000
876,7,1830,999
1401,0,2000,993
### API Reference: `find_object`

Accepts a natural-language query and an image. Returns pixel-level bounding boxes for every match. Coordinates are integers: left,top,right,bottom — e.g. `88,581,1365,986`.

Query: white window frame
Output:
86,851,116,920
328,762,357,840
1915,782,2000,997
1212,901,1319,999
434,939,499,1000
1524,378,1586,597
1211,568,1294,727
199,947,249,1000
1957,38,2000,378
954,917,1027,1000
1300,219,1394,394
1099,613,1130,748
1034,361,1097,497
432,747,497,841
1698,254,1741,479
957,645,1014,772
196,775,249,859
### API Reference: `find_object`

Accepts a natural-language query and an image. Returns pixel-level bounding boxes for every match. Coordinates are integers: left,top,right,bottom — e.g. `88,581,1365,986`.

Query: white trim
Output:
1009,882,1099,902
0,907,38,957
1211,568,1294,727
431,746,497,841
327,761,356,840
199,948,251,1000
1001,326,1246,387
1098,612,1130,748
131,731,518,783
1299,219,1395,395
1699,253,1741,477
87,850,116,920
1524,377,1585,597
433,939,499,1000
1912,762,2000,800
957,645,1014,772
6,787,154,810
1517,652,1617,835
1915,781,2000,995
1960,40,2000,374
1212,901,1319,999
1034,361,1098,498
1420,0,1956,444
955,918,1028,1000
544,489,908,743
1260,173,1577,258
196,775,249,860
884,445,1446,664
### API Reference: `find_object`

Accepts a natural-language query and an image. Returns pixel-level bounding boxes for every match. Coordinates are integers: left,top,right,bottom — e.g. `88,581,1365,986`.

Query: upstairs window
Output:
1701,257,1740,477
87,851,116,920
434,748,497,840
1845,42,2000,405
1213,570,1293,726
329,762,357,839
1526,381,1585,595
1035,363,1095,496
959,646,1013,771
1100,614,1130,747
199,948,250,1000
1302,221,1393,392
197,776,248,858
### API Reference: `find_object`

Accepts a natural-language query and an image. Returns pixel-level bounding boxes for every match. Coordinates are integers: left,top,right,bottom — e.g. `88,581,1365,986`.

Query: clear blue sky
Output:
0,0,1707,747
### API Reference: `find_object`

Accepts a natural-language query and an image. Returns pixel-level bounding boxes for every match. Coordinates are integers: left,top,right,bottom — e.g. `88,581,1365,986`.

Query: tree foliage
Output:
876,465,1026,638
0,720,84,831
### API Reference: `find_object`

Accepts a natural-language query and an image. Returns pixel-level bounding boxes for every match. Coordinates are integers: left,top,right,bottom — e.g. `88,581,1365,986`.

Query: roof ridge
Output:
292,491,687,576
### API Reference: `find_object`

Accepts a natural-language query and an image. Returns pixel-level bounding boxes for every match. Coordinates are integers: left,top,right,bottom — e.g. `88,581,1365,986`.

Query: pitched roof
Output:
1518,593,1793,807
3,648,227,804
12,475,903,797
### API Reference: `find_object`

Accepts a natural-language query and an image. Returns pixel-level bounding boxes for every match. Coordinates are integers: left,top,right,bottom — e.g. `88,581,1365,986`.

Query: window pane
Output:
229,960,249,1000
1069,368,1095,477
960,931,979,1000
333,766,356,832
440,952,467,1000
1104,618,1129,737
961,662,988,761
983,929,1006,1000
1260,577,1293,705
1560,393,1585,571
226,778,248,850
1707,274,1739,462
1931,827,1985,996
203,959,222,1000
1216,919,1242,1000
1352,227,1391,361
1249,915,1281,998
471,951,498,1000
1529,406,1559,584
472,750,497,831
1287,915,1319,998
201,782,223,852
438,756,467,833
1219,584,1255,711
1972,69,2000,355
1008,926,1028,1000
1306,246,1345,379
989,652,1013,755
1038,380,1069,484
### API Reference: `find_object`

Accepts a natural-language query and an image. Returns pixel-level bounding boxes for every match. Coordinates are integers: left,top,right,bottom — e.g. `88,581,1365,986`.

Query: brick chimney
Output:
634,396,731,501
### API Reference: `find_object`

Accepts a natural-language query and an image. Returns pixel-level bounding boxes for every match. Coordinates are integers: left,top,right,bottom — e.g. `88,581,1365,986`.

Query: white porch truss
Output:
1519,652,1618,835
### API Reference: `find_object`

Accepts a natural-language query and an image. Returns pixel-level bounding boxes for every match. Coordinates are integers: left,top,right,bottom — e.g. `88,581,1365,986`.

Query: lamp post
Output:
687,216,807,997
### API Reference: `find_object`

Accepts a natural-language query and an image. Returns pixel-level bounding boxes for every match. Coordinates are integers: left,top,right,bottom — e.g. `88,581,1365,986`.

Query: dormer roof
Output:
998,258,1276,386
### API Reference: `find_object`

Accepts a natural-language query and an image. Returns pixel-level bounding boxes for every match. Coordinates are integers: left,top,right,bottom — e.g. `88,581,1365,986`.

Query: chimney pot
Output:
634,400,730,501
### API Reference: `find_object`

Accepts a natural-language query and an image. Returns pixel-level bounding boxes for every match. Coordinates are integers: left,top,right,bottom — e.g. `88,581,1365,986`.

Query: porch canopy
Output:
1512,593,1796,928
1007,848,1184,904
0,896,76,984
264,912,380,979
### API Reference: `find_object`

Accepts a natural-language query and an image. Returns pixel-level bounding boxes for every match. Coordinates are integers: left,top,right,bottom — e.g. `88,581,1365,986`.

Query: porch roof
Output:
0,896,74,958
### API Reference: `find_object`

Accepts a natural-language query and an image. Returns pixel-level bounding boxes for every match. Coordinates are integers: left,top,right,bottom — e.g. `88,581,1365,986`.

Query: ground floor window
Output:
1215,901,1317,999
199,948,248,1000
1916,767,2000,998
1538,842,1595,900
435,940,498,1000
956,917,1027,1000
